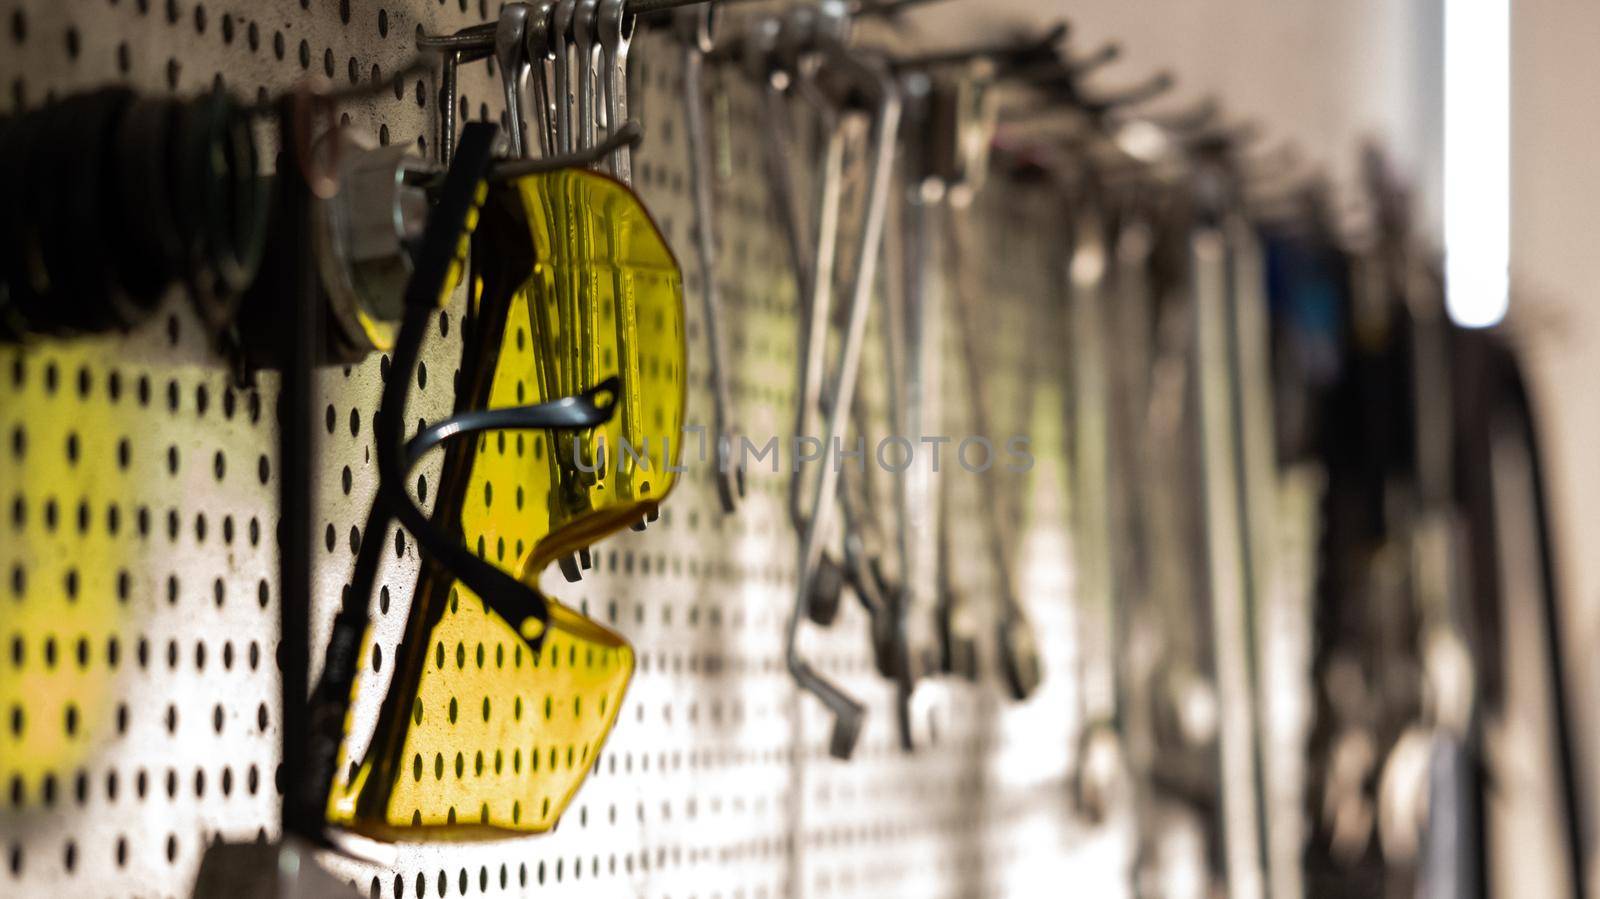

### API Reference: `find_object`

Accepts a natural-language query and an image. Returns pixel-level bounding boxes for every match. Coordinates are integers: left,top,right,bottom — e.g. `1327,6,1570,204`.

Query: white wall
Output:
1512,2,1600,881
898,0,1444,231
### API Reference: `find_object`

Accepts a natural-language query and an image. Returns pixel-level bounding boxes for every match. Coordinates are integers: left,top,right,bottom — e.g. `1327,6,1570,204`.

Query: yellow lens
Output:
511,167,687,550
327,168,684,838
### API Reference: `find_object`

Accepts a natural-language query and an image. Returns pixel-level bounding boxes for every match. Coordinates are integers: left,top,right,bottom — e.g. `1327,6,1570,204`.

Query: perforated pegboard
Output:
0,2,1129,896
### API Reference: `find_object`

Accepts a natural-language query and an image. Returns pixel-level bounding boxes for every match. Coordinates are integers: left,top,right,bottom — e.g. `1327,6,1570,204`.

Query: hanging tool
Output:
599,0,636,181
945,204,1041,702
780,9,849,542
497,3,534,157
523,2,560,157
932,473,977,680
1190,151,1270,899
1064,187,1129,823
574,0,602,155
881,72,929,750
757,3,903,759
677,5,746,513
882,60,1005,746
736,4,850,620
558,0,608,570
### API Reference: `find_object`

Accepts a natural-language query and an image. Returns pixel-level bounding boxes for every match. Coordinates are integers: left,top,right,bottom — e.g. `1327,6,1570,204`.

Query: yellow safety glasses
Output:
326,167,684,839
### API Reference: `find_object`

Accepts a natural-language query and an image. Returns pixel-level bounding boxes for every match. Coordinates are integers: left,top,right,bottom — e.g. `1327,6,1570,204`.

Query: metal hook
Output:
1136,95,1220,134
892,21,1069,73
416,26,495,164
1084,70,1175,115
854,0,960,21
1068,41,1121,77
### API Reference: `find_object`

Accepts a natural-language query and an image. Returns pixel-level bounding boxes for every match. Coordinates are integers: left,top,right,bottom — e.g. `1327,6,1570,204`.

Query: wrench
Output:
1065,193,1134,825
548,0,599,578
573,0,602,158
791,125,845,527
933,471,978,680
576,9,609,488
903,66,992,683
550,0,576,155
892,71,972,739
1192,210,1268,899
743,11,851,597
495,4,532,158
597,0,635,184
786,40,901,761
523,1,559,157
676,6,745,514
945,204,1041,701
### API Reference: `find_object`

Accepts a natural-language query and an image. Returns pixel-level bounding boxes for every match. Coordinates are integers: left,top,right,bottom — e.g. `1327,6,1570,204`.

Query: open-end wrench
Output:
742,15,809,302
544,0,600,579
901,65,994,682
1064,192,1134,824
739,10,851,604
676,6,745,514
945,203,1041,701
519,5,568,418
523,2,559,157
573,0,602,158
784,9,848,535
495,4,533,158
598,0,636,183
786,37,901,761
791,124,845,527
933,469,978,680
584,11,643,509
871,94,946,750
551,0,577,155
1191,202,1268,899
569,1,604,483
